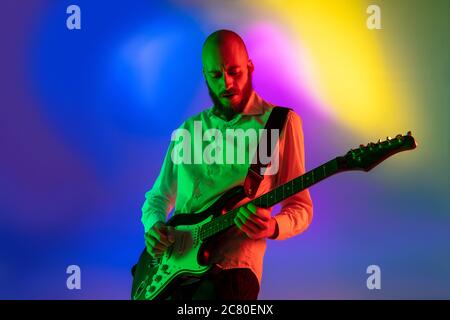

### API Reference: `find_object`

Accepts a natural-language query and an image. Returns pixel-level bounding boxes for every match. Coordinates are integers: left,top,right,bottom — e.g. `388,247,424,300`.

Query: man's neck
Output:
212,90,255,121
212,105,239,121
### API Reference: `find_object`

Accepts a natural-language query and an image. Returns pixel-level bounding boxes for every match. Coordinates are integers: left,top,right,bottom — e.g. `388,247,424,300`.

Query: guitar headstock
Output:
340,131,417,172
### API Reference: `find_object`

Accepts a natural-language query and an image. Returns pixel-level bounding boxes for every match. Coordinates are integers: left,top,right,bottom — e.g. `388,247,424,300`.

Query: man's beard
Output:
206,75,253,116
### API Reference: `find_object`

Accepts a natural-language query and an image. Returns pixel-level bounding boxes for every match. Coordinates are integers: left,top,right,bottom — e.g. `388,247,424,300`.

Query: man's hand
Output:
234,203,278,240
145,222,175,259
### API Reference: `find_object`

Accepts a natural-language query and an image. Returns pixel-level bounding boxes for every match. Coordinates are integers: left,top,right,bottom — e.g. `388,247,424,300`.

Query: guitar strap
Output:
243,106,291,198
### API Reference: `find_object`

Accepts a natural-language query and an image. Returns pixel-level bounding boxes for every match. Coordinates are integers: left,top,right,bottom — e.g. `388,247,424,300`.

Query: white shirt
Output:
141,91,313,284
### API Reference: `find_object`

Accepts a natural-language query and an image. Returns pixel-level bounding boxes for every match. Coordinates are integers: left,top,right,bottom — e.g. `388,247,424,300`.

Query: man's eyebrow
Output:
206,65,241,72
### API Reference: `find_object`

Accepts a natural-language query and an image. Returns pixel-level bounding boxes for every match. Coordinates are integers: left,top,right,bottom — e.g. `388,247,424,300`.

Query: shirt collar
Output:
241,91,266,115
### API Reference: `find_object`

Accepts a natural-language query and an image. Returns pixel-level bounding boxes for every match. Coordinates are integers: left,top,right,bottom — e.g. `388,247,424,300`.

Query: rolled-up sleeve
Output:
141,140,177,233
272,110,313,240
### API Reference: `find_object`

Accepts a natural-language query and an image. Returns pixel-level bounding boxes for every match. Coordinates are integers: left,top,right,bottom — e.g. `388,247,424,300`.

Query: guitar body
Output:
131,186,247,300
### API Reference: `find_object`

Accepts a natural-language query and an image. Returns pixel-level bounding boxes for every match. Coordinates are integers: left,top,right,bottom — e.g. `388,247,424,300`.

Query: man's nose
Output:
223,73,233,90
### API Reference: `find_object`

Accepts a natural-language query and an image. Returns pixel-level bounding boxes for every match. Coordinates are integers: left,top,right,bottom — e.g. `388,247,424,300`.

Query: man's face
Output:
203,39,254,113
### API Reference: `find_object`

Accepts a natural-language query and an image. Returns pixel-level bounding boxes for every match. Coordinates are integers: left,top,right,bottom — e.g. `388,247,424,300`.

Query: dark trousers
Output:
168,268,260,300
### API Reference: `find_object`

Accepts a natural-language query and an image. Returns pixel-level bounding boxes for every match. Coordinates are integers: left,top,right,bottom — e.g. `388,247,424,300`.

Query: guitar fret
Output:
293,177,300,193
313,168,319,181
276,187,281,203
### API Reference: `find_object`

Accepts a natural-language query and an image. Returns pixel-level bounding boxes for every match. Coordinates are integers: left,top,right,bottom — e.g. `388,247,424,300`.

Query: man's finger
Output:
248,216,266,230
238,206,252,218
236,210,261,230
234,215,246,230
245,217,264,232
166,226,176,243
145,241,163,257
254,208,271,221
235,215,260,234
237,209,267,229
239,206,270,222
145,236,168,251
246,203,257,213
178,233,185,255
239,222,259,239
145,232,167,246
152,228,171,247
148,249,163,259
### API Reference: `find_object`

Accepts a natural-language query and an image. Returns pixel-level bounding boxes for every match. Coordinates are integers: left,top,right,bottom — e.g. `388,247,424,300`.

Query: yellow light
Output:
259,0,412,136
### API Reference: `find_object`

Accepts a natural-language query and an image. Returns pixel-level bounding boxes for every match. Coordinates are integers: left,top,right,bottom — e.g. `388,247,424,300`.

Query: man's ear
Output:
247,59,254,74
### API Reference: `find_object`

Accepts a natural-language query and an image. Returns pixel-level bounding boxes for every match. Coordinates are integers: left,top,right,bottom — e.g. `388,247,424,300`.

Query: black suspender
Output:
243,106,291,198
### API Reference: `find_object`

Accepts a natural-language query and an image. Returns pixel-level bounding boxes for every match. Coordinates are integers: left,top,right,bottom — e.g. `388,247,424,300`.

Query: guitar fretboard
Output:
199,158,341,240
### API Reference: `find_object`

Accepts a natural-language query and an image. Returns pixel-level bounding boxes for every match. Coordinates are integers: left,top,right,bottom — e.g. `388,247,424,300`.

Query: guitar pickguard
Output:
133,216,213,300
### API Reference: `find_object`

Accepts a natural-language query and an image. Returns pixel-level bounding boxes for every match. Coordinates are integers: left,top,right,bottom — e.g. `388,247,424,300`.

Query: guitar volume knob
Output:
154,275,162,282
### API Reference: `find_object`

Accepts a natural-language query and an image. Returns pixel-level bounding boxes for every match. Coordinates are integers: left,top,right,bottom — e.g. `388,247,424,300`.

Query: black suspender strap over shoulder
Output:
243,106,291,198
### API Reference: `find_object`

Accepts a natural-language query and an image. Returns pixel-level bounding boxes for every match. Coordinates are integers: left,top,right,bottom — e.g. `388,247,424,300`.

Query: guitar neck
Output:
199,157,344,240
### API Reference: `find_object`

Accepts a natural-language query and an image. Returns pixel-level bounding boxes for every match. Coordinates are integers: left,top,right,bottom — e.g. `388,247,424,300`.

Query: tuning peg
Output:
386,136,392,141
377,138,382,143
407,131,412,136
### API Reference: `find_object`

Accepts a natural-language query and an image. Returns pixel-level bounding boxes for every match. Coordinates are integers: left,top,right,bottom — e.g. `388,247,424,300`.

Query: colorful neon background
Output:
0,0,449,299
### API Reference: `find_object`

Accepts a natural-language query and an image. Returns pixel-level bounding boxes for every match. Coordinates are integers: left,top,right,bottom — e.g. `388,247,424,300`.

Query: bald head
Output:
202,30,254,117
202,29,249,66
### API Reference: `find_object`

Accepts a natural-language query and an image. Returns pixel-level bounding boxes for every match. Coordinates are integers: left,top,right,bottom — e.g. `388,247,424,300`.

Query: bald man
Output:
141,30,313,300
202,30,254,119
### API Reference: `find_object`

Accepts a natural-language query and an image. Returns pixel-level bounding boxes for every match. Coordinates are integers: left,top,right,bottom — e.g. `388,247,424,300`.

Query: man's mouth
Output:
222,92,237,98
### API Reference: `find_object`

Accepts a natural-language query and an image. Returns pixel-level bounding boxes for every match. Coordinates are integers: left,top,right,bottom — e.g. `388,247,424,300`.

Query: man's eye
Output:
211,72,222,79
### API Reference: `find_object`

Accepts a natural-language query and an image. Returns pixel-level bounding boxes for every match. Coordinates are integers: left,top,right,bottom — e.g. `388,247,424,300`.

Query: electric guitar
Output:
131,132,417,300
